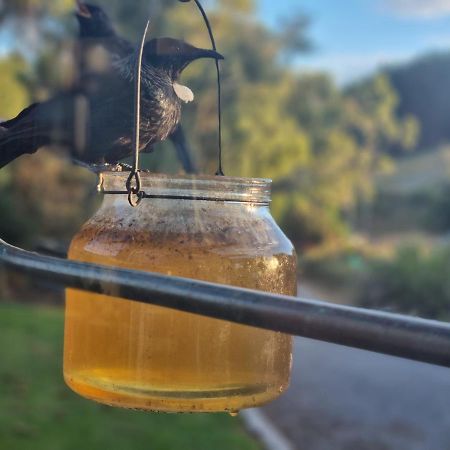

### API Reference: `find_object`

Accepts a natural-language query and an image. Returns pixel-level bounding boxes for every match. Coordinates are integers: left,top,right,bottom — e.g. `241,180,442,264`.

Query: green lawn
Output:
0,303,260,450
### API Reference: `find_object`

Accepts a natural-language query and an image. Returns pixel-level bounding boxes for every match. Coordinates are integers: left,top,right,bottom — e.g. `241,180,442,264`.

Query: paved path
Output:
260,285,450,450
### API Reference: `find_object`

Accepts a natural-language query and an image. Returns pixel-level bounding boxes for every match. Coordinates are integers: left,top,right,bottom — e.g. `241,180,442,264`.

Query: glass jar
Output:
64,172,297,413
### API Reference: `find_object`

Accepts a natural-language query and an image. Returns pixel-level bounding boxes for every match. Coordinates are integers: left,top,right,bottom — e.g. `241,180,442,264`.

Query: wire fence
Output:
1,238,450,368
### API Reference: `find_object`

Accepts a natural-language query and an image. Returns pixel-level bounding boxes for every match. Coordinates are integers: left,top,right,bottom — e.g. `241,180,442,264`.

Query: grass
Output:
0,303,260,450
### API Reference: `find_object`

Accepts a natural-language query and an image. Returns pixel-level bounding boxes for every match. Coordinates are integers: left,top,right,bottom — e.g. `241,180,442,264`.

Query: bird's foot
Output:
115,163,151,173
72,160,132,173
72,159,104,172
113,163,133,171
72,159,150,173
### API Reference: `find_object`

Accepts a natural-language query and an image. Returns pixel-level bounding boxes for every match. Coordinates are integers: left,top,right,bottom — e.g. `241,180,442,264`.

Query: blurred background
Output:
0,0,449,449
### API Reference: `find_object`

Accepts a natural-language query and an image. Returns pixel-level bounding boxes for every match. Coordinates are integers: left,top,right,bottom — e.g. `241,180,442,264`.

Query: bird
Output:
74,1,198,173
0,37,223,169
75,1,133,63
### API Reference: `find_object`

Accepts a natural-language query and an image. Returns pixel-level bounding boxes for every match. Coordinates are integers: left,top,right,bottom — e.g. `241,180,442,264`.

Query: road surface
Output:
261,285,450,450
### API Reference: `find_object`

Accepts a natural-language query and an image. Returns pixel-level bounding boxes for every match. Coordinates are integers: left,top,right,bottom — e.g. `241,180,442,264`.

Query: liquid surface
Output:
64,203,297,412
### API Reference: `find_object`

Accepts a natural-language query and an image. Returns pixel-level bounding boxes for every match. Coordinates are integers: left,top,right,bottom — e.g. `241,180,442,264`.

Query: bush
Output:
359,245,450,321
0,151,99,247
423,184,450,232
302,243,372,287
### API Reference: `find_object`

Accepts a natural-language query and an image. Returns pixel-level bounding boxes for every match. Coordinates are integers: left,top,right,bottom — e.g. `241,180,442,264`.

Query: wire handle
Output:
126,19,151,207
181,0,224,176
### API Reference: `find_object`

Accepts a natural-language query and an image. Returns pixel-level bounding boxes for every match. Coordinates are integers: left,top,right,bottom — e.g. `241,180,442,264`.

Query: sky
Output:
259,0,450,84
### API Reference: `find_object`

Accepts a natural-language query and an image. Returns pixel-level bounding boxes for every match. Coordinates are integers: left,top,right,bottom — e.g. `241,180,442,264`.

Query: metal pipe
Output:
1,238,450,367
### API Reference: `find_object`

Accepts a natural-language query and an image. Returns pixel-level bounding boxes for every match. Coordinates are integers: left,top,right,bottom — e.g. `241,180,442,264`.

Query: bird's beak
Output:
192,48,224,61
76,0,92,18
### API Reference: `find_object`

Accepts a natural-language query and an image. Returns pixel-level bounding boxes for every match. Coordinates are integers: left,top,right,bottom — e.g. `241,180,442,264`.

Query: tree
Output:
345,74,419,154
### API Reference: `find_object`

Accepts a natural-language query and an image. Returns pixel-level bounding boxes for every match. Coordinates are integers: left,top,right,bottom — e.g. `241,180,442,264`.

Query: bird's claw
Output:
72,160,126,173
72,159,151,174
116,163,151,173
114,163,133,171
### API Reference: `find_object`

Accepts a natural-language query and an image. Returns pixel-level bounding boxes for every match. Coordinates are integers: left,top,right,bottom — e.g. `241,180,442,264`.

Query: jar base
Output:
64,371,287,412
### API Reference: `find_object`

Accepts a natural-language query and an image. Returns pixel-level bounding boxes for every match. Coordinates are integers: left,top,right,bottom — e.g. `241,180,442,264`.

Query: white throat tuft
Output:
173,82,194,103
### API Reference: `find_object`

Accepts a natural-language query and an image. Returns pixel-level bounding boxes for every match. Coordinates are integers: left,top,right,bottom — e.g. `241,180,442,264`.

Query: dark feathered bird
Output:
75,1,133,62
0,37,223,169
74,1,198,173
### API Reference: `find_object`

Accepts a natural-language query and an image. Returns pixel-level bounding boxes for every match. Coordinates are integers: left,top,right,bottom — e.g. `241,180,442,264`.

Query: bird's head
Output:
144,37,223,103
76,1,116,37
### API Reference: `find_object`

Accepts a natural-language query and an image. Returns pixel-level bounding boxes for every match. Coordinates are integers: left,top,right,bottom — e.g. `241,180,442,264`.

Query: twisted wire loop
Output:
126,171,143,207
125,19,151,208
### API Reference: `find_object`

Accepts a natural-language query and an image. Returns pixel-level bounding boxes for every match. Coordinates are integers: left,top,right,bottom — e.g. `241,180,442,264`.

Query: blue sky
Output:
259,0,450,84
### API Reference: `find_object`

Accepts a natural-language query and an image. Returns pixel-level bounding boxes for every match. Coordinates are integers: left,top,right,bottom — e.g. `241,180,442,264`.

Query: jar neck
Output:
99,172,272,205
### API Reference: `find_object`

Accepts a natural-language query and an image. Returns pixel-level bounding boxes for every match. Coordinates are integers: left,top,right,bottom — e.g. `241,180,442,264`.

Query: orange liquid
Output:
64,224,297,412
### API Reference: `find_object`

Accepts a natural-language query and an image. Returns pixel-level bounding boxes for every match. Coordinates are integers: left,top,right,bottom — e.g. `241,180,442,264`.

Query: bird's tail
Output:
169,125,197,174
0,133,37,170
0,104,44,169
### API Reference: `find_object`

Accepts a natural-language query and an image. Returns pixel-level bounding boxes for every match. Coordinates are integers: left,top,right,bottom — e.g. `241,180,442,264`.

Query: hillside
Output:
385,51,450,149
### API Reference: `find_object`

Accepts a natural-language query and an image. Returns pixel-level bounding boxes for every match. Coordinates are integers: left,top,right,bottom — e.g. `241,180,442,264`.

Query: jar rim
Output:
99,172,272,204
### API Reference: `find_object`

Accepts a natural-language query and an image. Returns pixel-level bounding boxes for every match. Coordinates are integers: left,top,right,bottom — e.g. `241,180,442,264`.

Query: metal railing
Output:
1,238,450,368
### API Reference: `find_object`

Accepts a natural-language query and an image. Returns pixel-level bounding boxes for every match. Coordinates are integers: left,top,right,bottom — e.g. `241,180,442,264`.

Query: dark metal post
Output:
1,238,450,368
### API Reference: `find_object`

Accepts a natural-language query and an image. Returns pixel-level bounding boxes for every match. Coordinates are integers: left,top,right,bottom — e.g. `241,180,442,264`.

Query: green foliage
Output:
1,0,73,16
0,55,30,119
280,73,407,244
0,0,73,33
359,245,450,321
302,243,373,288
0,304,260,450
1,150,100,246
359,147,450,235
229,81,310,179
345,74,420,154
424,184,450,232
